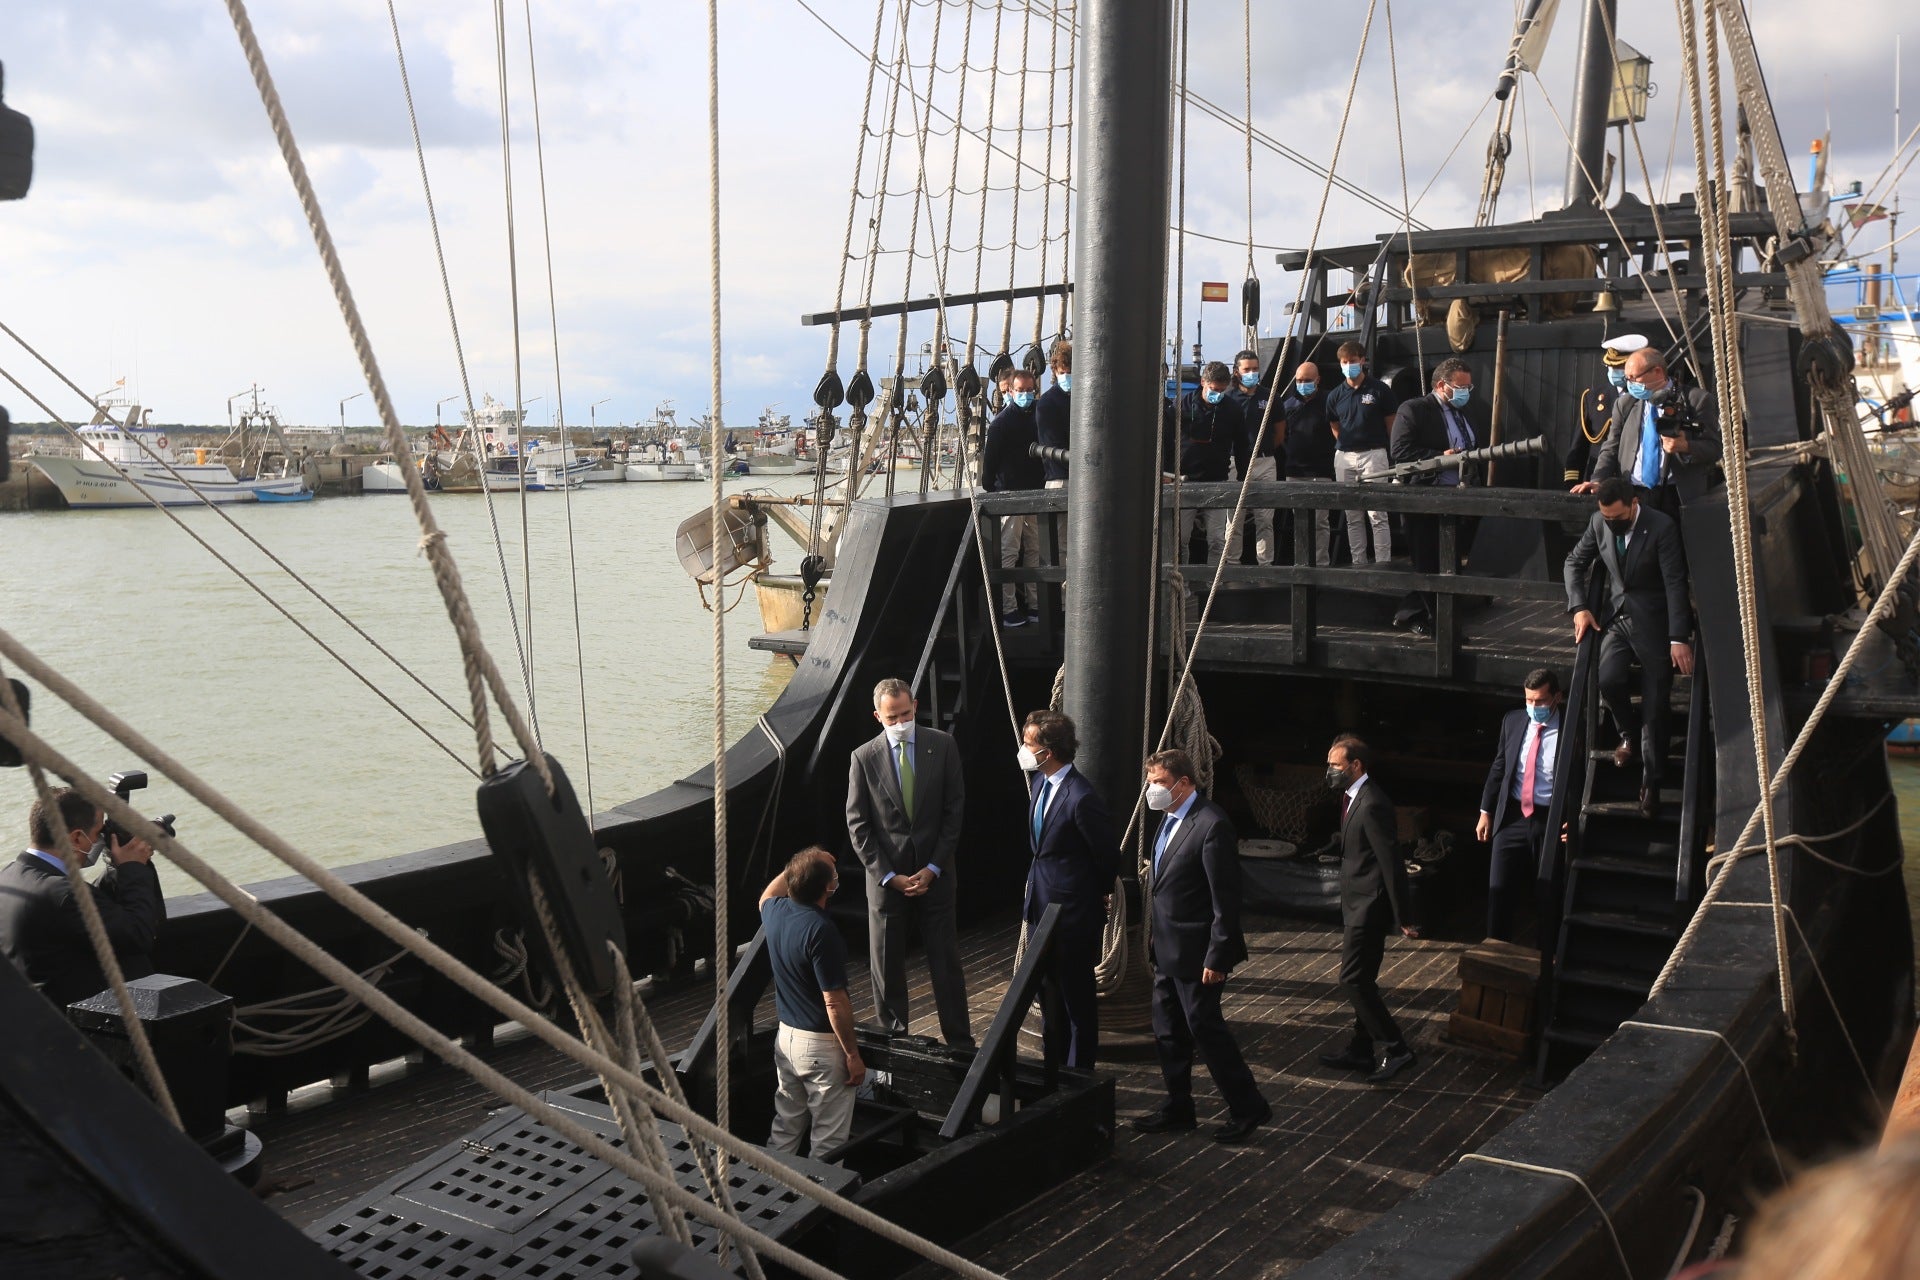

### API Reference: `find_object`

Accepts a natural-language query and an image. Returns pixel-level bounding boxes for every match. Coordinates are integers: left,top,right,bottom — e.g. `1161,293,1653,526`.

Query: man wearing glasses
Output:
1573,347,1722,520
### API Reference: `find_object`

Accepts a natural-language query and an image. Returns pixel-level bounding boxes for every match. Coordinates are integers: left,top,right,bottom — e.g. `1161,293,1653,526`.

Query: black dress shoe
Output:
1212,1101,1272,1144
1611,738,1635,769
1638,787,1659,820
1131,1108,1198,1134
1367,1045,1418,1084
1318,1046,1375,1072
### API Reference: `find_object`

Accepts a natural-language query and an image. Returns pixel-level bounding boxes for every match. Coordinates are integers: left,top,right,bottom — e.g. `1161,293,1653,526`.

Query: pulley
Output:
920,365,948,403
846,368,875,410
0,63,33,203
1021,346,1046,376
987,351,1014,380
813,368,845,410
1241,278,1260,330
955,364,983,401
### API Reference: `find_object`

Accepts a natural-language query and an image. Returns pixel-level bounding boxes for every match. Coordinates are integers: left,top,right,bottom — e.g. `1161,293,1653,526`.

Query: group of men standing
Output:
762,678,1427,1161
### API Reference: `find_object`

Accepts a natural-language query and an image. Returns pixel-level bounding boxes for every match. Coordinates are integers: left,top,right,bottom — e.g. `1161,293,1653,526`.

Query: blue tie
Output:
1153,815,1178,875
1637,407,1662,488
1032,778,1051,843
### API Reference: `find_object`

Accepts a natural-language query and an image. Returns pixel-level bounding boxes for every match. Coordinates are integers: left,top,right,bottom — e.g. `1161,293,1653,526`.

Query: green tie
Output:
896,741,916,821
1614,533,1627,562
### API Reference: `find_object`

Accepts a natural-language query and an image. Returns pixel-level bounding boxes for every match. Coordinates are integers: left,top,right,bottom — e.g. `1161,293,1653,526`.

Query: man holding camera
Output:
1,788,164,1006
1573,347,1722,519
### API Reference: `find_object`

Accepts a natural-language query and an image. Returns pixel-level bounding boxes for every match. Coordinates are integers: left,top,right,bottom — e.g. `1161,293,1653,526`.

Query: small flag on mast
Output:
1200,281,1230,303
1845,203,1890,228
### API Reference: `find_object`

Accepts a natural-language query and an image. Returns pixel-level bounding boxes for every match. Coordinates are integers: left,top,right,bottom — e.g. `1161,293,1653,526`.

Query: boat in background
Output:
25,402,310,507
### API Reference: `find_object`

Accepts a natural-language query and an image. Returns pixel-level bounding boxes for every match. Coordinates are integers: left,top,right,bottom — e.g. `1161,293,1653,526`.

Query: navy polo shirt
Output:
1324,377,1396,452
761,895,848,1033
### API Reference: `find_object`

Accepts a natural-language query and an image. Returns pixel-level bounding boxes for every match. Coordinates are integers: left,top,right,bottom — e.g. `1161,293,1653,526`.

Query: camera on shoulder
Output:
98,770,177,849
1652,394,1699,438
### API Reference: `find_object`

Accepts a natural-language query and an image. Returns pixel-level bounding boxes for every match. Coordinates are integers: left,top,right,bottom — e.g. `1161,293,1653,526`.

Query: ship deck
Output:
249,909,1533,1277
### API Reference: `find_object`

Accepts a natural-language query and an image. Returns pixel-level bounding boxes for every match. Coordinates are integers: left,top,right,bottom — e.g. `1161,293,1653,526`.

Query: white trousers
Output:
999,513,1039,615
1238,455,1277,564
1296,475,1333,566
768,1024,856,1161
1183,506,1227,565
1333,448,1392,563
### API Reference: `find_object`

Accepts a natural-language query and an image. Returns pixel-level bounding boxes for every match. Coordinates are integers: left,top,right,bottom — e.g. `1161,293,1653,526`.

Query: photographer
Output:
1573,348,1722,520
0,788,165,1006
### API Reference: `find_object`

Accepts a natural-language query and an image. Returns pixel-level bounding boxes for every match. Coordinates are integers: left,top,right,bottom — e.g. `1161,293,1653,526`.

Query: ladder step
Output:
1564,909,1675,937
1570,855,1675,880
1542,1024,1609,1051
1584,791,1682,818
1556,963,1656,996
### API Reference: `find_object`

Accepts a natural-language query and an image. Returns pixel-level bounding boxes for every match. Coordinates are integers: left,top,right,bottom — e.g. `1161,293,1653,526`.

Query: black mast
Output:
1564,0,1619,207
1061,0,1174,811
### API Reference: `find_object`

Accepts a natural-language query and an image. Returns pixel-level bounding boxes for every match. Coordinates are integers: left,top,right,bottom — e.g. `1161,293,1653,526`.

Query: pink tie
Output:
1520,724,1542,818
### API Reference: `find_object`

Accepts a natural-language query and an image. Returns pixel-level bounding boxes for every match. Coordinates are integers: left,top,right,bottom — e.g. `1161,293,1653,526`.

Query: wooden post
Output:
1486,309,1511,487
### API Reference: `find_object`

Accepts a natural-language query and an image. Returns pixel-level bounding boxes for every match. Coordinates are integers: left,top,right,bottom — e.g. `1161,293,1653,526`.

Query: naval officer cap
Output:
1600,334,1650,367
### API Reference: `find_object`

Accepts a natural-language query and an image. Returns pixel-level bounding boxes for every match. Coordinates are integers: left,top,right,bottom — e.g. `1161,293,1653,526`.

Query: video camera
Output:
1650,391,1702,438
98,770,177,851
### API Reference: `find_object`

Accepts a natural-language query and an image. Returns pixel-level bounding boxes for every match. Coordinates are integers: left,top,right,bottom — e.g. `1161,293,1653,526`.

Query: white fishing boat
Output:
623,439,701,482
25,406,310,508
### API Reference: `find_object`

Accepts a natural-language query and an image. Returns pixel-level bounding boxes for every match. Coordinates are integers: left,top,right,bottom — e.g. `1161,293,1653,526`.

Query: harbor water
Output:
0,476,812,887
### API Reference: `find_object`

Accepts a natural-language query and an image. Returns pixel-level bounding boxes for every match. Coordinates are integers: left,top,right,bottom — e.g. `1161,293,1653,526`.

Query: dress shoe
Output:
1638,787,1659,820
1131,1108,1197,1134
1611,738,1635,769
1367,1045,1418,1084
1212,1101,1273,1144
1318,1046,1375,1072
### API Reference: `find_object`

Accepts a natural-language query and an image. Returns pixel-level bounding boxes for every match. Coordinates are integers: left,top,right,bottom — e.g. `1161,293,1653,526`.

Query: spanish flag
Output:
1200,281,1230,303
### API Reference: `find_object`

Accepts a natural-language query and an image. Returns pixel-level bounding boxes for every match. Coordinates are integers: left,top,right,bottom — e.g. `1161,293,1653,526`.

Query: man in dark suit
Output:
1318,735,1420,1084
1389,357,1490,630
846,677,974,1047
0,788,164,1007
1564,477,1694,818
1574,347,1722,519
1020,710,1119,1069
1035,340,1071,489
1133,749,1270,1143
1476,668,1565,942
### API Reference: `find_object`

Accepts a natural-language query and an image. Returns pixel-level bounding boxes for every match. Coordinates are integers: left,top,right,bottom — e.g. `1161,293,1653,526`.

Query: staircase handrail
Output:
1674,655,1713,913
1535,629,1600,971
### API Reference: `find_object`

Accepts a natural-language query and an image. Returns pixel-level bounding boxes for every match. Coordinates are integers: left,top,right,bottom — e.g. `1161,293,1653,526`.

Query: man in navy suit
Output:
1475,669,1564,942
1133,749,1270,1143
1020,710,1118,1070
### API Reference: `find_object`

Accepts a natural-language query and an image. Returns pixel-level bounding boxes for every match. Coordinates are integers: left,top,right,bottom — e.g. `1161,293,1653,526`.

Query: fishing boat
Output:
25,404,311,507
4,2,1919,1278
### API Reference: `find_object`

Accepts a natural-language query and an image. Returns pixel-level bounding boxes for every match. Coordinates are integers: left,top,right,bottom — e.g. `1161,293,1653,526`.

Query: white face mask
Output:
1017,745,1041,772
1145,783,1175,812
883,720,912,746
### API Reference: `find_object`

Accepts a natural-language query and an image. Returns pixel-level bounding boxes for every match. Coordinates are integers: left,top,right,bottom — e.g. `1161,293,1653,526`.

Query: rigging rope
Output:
520,0,596,822
1241,0,1256,350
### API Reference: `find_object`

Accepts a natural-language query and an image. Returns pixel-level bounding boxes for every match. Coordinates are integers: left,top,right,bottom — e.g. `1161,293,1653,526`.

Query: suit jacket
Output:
1590,385,1723,503
1035,385,1070,482
1024,767,1120,932
1481,707,1562,832
1340,779,1411,931
1389,394,1490,484
1563,505,1691,648
1148,798,1246,981
0,853,165,1006
847,726,966,893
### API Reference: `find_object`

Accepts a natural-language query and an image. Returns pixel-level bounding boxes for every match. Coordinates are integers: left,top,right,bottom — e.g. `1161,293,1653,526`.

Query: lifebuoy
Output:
156,435,169,450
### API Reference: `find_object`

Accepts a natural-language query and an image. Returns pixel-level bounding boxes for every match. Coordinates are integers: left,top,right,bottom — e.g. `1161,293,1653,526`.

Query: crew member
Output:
1389,357,1488,630
1318,735,1419,1084
761,847,862,1161
1564,334,1646,489
1476,669,1564,942
981,367,1045,626
1280,360,1342,566
1162,361,1241,566
1037,340,1071,489
1574,347,1722,520
1134,749,1270,1142
1324,341,1397,563
1230,348,1280,565
0,788,163,1007
1020,710,1119,1070
1564,477,1694,819
845,678,974,1047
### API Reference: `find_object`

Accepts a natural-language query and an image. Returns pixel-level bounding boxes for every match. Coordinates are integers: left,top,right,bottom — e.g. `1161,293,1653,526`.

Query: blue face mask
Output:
1295,380,1317,398
1203,389,1224,404
1527,703,1553,724
1058,373,1071,392
1239,371,1260,388
1012,390,1035,409
1607,368,1627,390
1449,386,1472,408
1341,362,1364,380
1626,380,1654,402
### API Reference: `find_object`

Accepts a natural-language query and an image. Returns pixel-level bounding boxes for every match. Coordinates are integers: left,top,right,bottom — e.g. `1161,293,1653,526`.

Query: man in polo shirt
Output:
1323,341,1397,564
761,846,865,1162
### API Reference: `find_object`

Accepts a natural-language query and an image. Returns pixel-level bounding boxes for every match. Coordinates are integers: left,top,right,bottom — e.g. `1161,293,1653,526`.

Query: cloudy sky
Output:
2,0,1913,431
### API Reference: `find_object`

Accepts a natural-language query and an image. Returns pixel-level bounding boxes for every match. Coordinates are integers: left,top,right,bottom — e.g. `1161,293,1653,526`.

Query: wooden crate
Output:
1445,939,1540,1060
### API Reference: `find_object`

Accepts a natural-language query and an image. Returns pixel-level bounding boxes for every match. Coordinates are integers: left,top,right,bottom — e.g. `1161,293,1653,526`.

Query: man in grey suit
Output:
1573,346,1721,519
1565,477,1694,819
1317,735,1420,1085
845,677,974,1047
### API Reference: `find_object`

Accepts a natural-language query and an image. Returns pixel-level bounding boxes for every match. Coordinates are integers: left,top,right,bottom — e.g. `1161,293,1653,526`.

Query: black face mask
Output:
1604,516,1635,537
1325,765,1349,791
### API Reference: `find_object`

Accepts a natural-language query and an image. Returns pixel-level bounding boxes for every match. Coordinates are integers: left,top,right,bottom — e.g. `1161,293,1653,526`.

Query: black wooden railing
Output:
1533,631,1600,999
1673,656,1714,918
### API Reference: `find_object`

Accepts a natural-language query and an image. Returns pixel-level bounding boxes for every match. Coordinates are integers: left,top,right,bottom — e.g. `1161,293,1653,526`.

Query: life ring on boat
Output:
156,435,170,451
